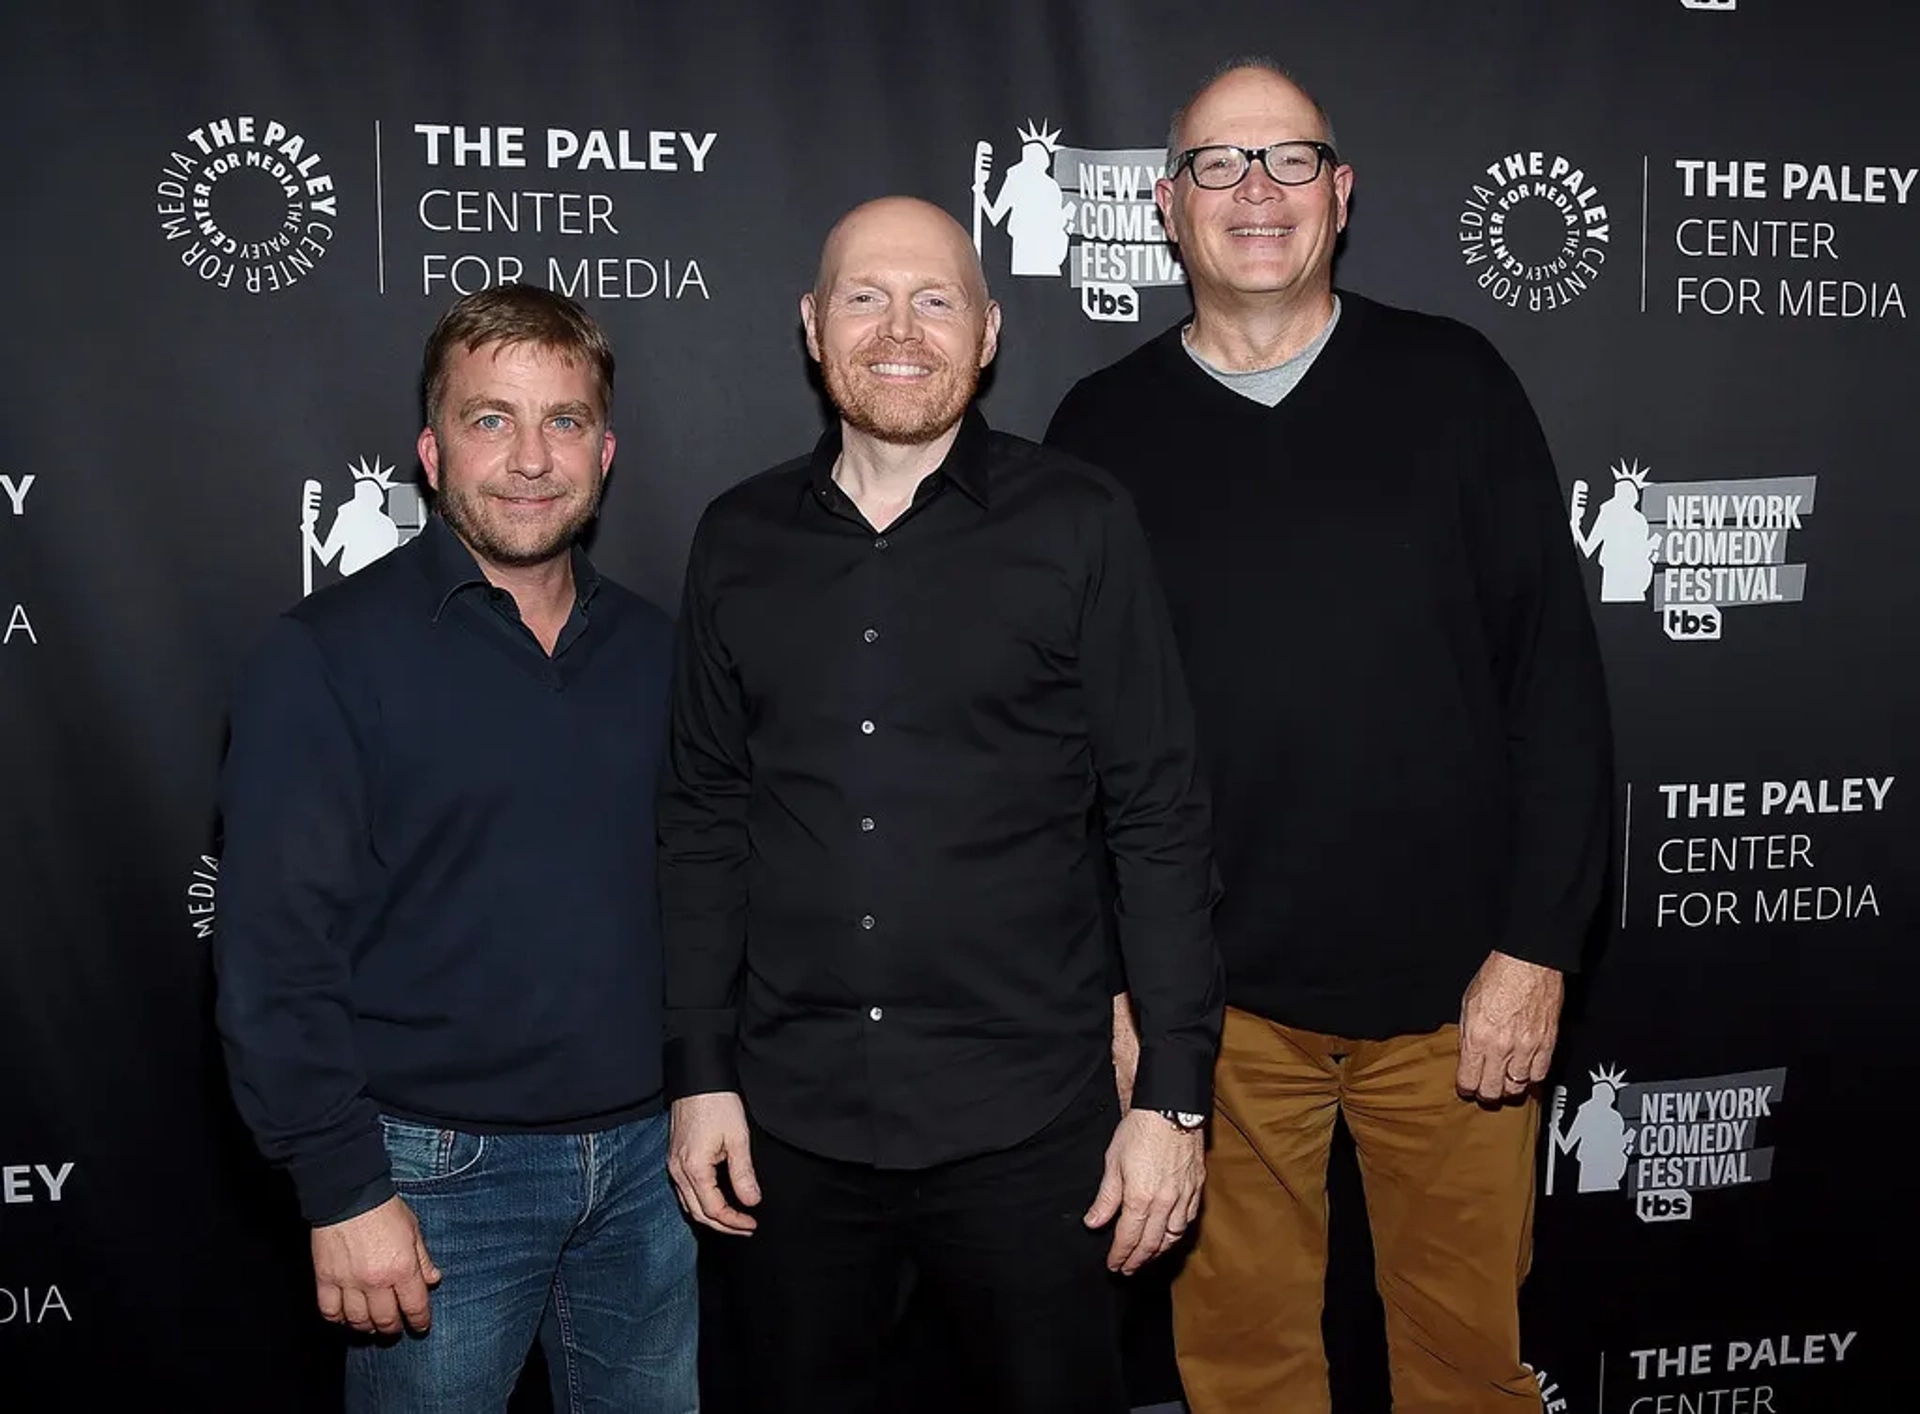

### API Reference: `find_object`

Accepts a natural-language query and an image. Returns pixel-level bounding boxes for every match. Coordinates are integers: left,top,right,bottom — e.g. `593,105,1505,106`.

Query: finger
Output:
414,1230,442,1288
1126,1193,1181,1273
1455,1043,1488,1098
1179,1184,1203,1228
365,1284,404,1337
666,1159,699,1218
341,1286,374,1335
1107,1199,1151,1272
728,1137,762,1208
316,1280,346,1324
394,1272,433,1334
1082,1157,1124,1228
1477,1061,1510,1104
691,1164,758,1233
1528,1035,1557,1082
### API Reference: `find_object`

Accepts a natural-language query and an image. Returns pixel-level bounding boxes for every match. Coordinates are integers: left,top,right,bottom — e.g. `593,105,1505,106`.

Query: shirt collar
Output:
801,405,994,512
421,513,602,621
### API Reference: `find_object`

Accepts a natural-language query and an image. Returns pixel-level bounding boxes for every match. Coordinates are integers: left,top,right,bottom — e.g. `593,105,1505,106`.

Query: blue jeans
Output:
344,1110,697,1413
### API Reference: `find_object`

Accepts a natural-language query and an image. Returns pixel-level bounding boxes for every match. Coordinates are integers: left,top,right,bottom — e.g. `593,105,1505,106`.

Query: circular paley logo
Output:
1458,151,1612,312
155,115,339,295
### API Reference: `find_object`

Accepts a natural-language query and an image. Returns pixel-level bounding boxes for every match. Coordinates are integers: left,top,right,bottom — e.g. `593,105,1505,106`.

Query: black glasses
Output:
1171,141,1340,189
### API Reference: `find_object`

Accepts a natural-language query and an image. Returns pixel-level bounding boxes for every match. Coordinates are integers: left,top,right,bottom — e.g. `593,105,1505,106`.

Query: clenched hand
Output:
1456,950,1565,1103
311,1196,441,1336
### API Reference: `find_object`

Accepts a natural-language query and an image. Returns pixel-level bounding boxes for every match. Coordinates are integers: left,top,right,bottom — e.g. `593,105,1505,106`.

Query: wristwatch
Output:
1156,1109,1207,1131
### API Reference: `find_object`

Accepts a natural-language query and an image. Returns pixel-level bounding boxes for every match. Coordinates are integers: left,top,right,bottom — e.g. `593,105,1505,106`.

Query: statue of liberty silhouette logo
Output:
1570,459,1661,602
300,457,427,596
972,119,1073,276
1545,1064,1633,1195
966,115,1186,323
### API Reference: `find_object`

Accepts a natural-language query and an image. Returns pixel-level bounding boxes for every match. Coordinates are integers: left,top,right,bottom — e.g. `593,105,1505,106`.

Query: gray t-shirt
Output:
1182,296,1342,406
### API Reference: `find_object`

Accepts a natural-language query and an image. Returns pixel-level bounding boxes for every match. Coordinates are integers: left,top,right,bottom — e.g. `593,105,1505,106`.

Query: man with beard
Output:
215,285,696,1412
1045,60,1612,1413
660,196,1224,1414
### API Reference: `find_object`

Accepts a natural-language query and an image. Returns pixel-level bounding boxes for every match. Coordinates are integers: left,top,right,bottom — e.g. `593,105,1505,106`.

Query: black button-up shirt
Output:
660,408,1223,1168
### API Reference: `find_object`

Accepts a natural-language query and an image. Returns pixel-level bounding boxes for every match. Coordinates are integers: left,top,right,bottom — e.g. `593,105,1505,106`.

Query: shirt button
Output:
869,1006,884,1022
860,817,875,832
863,627,879,643
860,914,876,930
874,536,889,550
860,719,875,735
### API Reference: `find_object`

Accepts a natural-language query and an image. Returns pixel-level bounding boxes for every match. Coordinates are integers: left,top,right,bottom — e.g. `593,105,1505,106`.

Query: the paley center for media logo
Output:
1569,459,1817,640
1458,150,1612,311
1545,1064,1785,1222
155,114,339,294
969,118,1186,322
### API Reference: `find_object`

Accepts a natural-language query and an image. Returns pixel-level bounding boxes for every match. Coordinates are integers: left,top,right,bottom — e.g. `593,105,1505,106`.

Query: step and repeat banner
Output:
1,1,1911,1408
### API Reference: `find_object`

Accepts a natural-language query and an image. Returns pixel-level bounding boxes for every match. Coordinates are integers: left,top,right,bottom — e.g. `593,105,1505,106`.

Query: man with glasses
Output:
1046,59,1613,1414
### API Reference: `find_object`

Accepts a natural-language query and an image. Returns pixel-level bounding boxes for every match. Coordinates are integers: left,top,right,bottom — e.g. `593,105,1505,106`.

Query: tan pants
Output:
1172,1008,1541,1413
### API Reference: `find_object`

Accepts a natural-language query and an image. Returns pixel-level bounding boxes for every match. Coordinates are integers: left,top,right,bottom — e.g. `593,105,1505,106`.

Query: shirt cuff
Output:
310,1174,397,1229
1130,1042,1215,1117
664,1032,740,1099
289,1125,393,1227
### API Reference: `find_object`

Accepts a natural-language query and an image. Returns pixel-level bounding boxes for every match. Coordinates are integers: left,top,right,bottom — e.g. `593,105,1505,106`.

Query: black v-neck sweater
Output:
1046,292,1613,1039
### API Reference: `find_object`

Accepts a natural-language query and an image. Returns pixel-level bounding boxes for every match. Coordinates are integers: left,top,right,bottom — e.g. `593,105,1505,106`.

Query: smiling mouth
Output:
868,362,933,378
1228,224,1296,238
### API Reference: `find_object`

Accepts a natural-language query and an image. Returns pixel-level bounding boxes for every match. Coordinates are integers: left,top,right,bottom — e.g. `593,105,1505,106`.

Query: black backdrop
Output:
2,3,1912,1409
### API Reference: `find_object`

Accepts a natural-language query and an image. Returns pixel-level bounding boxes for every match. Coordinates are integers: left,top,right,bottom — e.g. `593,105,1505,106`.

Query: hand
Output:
667,1092,760,1235
1083,1109,1205,1275
1111,993,1141,1114
1456,950,1566,1103
310,1196,441,1336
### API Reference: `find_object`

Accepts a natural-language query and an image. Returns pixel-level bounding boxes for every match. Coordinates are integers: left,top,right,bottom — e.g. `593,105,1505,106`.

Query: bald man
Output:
658,197,1224,1414
1046,59,1612,1414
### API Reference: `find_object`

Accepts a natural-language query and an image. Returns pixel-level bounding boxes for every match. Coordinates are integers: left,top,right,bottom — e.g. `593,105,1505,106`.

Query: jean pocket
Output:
379,1116,486,1187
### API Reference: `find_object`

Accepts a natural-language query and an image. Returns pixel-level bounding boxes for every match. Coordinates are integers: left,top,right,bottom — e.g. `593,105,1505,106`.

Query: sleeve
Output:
1077,487,1226,1114
212,617,391,1226
1045,381,1131,999
1476,343,1616,972
657,513,752,1098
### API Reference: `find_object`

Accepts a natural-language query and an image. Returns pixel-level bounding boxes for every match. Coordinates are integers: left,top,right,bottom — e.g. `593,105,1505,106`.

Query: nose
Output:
510,417,552,476
881,294,919,343
1236,156,1287,202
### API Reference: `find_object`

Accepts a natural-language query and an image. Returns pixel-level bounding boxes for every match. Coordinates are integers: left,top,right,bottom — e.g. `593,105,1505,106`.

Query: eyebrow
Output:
453,394,599,421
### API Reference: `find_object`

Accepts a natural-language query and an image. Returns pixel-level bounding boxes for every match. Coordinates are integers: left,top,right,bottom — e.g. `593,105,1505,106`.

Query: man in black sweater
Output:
214,286,695,1412
1046,60,1613,1414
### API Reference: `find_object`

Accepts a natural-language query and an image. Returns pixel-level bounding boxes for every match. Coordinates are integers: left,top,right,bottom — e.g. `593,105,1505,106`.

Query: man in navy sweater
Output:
214,285,695,1412
1046,60,1613,1414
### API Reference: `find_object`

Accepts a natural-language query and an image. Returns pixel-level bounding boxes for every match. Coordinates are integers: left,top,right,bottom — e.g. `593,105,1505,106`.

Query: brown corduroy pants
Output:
1172,1007,1542,1413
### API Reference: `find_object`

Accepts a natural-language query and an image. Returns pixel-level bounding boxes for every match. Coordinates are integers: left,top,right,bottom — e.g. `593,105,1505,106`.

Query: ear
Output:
1333,164,1355,234
417,426,442,492
599,428,617,478
1154,176,1181,245
799,291,822,362
979,300,1002,369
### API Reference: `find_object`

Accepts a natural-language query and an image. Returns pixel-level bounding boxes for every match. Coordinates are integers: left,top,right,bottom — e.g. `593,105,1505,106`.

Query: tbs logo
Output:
1664,605,1722,641
1636,1189,1695,1223
1081,282,1139,322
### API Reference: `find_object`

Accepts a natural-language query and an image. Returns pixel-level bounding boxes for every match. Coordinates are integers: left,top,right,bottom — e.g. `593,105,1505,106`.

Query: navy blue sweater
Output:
214,516,672,1224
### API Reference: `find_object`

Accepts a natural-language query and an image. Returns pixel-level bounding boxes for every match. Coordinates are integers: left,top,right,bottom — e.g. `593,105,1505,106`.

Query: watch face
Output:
1178,1112,1206,1128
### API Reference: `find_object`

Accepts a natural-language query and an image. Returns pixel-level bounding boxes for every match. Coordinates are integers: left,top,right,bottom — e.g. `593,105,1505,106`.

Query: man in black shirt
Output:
1045,60,1613,1414
215,286,695,1412
660,196,1224,1414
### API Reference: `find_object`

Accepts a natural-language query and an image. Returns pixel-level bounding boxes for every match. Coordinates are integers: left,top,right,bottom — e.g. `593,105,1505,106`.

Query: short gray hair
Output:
1165,56,1339,172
